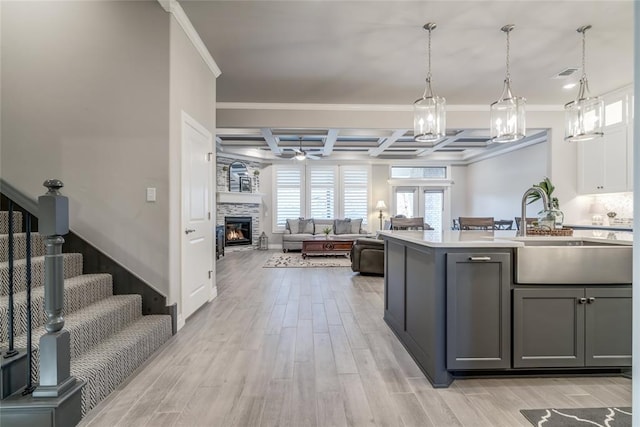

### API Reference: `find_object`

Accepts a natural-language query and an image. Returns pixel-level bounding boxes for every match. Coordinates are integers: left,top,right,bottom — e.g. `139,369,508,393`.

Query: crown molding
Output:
217,102,564,112
158,0,221,78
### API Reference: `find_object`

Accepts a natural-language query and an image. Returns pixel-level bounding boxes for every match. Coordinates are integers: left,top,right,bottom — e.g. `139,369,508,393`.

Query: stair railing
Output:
5,201,17,358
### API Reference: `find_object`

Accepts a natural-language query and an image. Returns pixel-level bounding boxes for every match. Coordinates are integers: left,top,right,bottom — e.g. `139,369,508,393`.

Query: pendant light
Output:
564,25,604,142
490,25,526,143
413,23,446,142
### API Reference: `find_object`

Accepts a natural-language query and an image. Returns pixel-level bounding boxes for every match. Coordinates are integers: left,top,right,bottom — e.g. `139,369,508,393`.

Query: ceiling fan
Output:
283,137,322,161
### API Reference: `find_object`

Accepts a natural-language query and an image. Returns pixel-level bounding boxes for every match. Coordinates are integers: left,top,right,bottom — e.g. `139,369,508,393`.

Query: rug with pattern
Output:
264,253,351,268
521,407,632,426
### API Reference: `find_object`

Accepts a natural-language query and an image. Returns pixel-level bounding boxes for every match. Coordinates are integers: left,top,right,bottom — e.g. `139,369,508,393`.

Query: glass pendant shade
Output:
414,80,446,142
490,25,526,143
413,23,445,142
564,25,604,142
490,80,526,143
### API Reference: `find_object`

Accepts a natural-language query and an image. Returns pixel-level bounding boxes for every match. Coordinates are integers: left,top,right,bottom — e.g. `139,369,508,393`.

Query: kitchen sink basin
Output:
513,239,632,284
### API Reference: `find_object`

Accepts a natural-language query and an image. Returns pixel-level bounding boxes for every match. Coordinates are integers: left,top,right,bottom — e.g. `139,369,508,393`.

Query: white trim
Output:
176,314,185,331
217,102,565,112
217,191,264,204
158,0,222,78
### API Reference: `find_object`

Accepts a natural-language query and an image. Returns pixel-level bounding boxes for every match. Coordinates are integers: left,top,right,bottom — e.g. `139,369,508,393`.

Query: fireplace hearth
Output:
224,216,252,246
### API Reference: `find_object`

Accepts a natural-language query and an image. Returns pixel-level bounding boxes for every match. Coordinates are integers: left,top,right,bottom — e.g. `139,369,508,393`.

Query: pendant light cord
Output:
581,28,587,80
505,29,510,81
427,27,432,80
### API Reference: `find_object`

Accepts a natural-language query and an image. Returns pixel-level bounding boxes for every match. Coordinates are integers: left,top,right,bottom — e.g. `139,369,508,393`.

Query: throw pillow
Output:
350,218,363,234
286,218,300,234
334,219,352,235
298,218,314,234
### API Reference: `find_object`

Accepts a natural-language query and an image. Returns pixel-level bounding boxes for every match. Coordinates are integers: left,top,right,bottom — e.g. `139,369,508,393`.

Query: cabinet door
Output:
603,126,628,192
585,287,632,367
384,240,406,332
446,253,511,370
577,138,605,194
513,288,585,368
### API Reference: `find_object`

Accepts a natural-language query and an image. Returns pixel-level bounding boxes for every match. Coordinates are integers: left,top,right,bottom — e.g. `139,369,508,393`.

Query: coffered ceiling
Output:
179,0,634,162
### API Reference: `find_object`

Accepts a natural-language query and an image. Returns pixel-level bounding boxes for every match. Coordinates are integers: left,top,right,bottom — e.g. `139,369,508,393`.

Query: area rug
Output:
520,407,632,427
264,253,351,268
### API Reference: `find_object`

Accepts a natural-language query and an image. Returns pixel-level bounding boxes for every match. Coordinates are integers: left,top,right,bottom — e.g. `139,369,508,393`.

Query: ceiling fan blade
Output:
306,153,321,160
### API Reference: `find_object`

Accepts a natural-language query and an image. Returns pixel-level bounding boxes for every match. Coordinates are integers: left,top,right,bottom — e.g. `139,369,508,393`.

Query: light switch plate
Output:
146,187,156,202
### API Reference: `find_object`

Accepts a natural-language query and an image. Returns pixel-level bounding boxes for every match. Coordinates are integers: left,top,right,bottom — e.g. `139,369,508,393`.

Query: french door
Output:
393,186,449,233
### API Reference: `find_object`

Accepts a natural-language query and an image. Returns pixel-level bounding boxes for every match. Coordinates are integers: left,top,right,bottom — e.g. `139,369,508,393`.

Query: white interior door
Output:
181,112,213,320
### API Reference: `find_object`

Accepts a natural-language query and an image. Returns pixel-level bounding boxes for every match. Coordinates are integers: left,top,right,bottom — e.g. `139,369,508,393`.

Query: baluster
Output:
22,212,35,394
4,201,18,358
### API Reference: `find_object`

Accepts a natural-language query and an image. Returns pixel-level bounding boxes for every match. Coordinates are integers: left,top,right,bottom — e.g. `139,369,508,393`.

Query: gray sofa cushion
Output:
299,218,314,234
350,218,363,234
286,218,300,234
334,219,352,235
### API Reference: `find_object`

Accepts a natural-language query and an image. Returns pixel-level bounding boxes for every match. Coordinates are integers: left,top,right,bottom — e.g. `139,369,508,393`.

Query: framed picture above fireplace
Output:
240,177,251,193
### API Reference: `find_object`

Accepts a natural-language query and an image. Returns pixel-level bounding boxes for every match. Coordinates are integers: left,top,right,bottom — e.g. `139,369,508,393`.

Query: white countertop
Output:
377,229,633,248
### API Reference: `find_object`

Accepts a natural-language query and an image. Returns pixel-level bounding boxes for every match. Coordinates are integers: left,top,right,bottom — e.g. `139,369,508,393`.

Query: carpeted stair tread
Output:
2,294,143,361
0,211,23,234
71,315,172,415
0,253,83,295
0,232,46,262
0,274,113,342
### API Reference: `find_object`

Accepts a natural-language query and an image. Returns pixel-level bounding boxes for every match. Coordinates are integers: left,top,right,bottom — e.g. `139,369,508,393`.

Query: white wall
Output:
466,142,549,221
450,165,467,221
168,16,217,312
1,1,172,294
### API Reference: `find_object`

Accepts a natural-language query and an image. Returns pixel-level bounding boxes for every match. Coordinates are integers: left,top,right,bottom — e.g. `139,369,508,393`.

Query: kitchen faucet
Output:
519,187,550,237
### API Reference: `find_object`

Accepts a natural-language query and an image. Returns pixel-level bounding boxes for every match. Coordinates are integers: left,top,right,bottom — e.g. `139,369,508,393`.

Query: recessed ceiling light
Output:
563,82,577,90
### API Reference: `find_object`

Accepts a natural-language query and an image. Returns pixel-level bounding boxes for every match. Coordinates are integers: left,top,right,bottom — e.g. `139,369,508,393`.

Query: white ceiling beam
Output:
415,137,456,157
323,129,339,156
260,128,282,155
215,136,224,151
368,129,409,157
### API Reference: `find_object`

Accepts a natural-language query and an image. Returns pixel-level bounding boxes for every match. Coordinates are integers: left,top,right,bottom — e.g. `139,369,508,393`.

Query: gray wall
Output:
1,1,172,294
1,1,219,311
466,142,548,221
168,15,217,311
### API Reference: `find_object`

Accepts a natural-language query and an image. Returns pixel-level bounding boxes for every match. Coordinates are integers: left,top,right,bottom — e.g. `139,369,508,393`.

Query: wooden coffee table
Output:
301,238,353,259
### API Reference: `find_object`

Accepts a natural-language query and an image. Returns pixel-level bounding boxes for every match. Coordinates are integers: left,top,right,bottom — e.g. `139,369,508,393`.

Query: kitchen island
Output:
378,229,632,388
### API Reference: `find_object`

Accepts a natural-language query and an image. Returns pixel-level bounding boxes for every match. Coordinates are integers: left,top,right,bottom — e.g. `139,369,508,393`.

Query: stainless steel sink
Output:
514,239,632,284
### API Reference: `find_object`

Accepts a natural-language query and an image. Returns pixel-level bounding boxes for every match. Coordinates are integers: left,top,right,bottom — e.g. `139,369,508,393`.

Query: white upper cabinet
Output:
577,88,633,195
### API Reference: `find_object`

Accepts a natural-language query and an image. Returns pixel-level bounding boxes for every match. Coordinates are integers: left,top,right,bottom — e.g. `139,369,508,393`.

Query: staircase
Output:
0,209,173,417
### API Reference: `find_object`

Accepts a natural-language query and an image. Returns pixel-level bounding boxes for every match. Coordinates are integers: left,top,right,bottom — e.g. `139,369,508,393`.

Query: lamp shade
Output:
375,200,387,210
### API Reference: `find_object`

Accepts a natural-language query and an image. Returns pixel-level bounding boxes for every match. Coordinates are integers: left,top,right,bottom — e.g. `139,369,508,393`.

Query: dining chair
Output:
458,216,495,230
390,217,427,230
514,217,537,230
493,219,514,230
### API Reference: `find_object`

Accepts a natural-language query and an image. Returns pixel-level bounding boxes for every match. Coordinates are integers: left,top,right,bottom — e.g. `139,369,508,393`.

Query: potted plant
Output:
322,226,332,239
527,177,564,229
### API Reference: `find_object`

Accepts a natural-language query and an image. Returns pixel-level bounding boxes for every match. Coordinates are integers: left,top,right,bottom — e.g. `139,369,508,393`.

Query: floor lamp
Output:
375,200,387,230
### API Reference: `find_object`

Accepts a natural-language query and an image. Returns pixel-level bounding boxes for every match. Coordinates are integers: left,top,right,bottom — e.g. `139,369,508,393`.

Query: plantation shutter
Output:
342,167,369,225
275,167,302,229
308,168,335,219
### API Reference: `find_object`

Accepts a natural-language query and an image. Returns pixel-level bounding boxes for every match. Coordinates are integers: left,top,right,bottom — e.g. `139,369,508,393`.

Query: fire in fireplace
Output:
224,216,252,246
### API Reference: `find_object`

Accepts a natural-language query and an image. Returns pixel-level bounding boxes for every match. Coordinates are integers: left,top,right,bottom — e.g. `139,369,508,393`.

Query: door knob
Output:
587,297,596,304
185,229,196,234
577,298,587,304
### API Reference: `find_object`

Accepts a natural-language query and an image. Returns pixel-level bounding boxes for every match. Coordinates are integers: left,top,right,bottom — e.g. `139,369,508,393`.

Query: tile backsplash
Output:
594,192,633,222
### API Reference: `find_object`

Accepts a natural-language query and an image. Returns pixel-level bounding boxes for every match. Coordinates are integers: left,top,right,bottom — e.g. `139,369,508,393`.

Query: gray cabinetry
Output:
385,240,406,332
513,287,631,368
446,253,511,370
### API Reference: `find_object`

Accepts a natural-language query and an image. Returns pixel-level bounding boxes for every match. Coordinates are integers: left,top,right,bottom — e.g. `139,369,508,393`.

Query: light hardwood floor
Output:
80,249,631,426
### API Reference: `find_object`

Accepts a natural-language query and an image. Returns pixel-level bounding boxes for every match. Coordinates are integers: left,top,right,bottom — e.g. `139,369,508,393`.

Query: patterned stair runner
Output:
0,210,172,416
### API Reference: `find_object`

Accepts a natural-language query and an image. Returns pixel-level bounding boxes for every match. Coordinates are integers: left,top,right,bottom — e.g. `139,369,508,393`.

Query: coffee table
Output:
301,238,353,259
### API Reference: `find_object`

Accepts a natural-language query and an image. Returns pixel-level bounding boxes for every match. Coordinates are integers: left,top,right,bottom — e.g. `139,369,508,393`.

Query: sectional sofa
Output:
282,218,371,252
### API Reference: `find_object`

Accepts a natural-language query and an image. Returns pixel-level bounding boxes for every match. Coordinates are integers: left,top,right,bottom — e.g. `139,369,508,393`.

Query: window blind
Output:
342,168,369,224
275,168,302,228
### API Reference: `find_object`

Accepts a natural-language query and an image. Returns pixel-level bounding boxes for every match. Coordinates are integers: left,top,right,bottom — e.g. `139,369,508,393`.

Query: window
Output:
391,166,446,179
308,168,335,219
341,167,369,225
605,100,623,127
273,164,370,231
392,185,449,232
275,167,302,229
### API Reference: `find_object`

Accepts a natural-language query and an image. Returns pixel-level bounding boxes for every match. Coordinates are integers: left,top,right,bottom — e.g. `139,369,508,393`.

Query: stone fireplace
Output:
224,216,252,246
